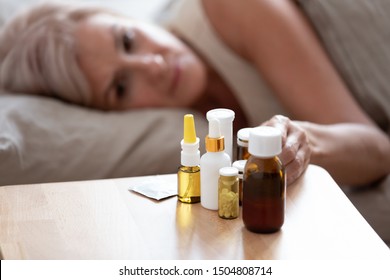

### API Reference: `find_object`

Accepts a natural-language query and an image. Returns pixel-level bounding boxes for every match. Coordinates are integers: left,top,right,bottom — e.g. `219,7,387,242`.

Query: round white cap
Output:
237,128,251,141
232,160,247,172
206,108,235,123
248,126,282,158
237,127,252,146
219,166,238,177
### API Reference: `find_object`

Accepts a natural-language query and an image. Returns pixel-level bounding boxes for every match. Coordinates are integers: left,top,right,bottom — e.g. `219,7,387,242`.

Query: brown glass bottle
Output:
232,160,246,206
242,126,286,233
236,128,251,161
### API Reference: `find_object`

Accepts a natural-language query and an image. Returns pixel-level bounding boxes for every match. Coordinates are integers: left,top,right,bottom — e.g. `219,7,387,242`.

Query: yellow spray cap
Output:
183,114,197,144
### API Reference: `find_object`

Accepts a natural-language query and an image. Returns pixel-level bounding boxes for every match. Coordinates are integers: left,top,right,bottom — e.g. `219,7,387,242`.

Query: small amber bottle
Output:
218,167,239,219
243,126,286,233
236,127,252,161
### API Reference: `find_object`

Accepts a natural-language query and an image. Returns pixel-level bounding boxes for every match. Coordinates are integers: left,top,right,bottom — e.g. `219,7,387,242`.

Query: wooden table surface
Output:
0,165,389,260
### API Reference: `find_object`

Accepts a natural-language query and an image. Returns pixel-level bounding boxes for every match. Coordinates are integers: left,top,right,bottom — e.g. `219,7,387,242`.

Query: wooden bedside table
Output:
0,165,389,259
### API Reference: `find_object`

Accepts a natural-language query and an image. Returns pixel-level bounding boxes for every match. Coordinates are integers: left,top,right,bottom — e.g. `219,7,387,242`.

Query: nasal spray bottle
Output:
200,118,231,210
178,114,201,203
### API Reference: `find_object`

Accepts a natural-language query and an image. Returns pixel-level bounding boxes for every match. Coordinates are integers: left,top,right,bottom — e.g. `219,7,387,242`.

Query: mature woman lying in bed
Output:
0,0,389,188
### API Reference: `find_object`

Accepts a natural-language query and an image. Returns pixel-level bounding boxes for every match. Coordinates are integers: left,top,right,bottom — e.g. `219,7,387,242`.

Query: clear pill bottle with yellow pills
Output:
218,167,239,219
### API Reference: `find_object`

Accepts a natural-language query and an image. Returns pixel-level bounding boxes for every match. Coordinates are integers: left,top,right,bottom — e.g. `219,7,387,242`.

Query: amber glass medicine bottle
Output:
236,127,251,161
243,126,286,233
232,160,246,206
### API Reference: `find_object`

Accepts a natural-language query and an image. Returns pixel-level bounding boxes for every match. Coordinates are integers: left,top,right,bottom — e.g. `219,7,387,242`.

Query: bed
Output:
0,0,209,187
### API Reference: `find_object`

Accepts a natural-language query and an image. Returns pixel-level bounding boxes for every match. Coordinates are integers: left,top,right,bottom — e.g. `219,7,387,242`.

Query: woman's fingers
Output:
284,136,311,185
261,115,311,185
262,115,289,145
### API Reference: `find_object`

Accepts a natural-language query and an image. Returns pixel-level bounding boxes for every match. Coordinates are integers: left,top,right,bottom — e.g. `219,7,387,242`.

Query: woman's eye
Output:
116,82,126,99
123,30,134,53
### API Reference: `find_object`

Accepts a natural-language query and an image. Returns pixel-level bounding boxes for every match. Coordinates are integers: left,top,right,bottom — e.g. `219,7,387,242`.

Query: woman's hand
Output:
261,115,311,186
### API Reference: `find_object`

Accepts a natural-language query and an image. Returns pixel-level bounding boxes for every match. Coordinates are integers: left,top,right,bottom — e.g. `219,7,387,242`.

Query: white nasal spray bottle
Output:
200,118,231,210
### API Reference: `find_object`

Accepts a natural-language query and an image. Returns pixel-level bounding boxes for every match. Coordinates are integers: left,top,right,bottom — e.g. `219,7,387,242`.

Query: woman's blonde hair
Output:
0,2,110,105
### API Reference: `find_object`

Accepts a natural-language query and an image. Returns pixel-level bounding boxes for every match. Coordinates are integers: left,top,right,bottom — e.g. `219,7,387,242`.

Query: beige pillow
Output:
0,93,208,186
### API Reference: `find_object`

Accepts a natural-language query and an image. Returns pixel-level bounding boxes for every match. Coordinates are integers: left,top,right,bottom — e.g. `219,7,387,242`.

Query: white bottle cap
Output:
249,126,282,158
181,138,200,166
232,160,246,173
206,108,235,123
237,127,252,147
219,166,238,177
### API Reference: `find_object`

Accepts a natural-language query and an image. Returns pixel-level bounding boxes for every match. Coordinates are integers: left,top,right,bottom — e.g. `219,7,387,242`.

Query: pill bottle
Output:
236,127,251,161
232,160,246,206
243,126,286,233
218,167,239,219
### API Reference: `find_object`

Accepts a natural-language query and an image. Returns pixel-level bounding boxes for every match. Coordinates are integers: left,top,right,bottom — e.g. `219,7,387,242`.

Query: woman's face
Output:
74,13,207,110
